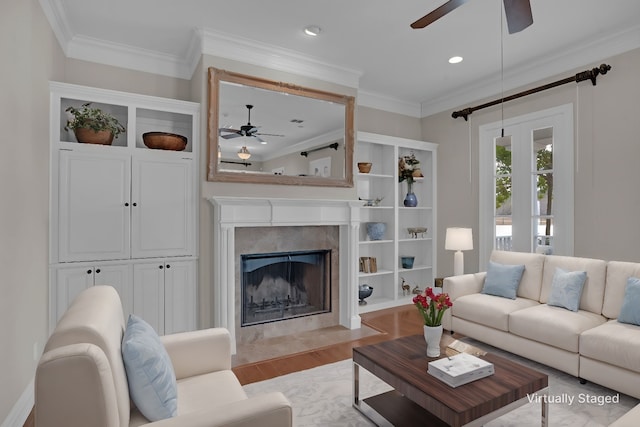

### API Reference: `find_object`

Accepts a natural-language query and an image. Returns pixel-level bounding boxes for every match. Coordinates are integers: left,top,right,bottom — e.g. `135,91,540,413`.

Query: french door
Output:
478,104,574,267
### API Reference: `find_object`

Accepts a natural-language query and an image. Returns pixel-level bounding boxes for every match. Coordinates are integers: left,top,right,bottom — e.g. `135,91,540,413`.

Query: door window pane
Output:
495,137,512,252
534,217,553,254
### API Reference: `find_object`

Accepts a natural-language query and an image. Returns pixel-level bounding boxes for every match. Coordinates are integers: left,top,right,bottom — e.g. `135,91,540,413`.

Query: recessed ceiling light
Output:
449,56,463,64
304,25,322,36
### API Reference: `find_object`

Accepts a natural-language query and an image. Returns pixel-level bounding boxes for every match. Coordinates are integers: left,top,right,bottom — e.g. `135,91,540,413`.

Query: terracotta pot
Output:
357,162,372,173
74,128,114,145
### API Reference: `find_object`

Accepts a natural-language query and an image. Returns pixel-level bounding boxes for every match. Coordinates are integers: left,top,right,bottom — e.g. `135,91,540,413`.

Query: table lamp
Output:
445,227,473,276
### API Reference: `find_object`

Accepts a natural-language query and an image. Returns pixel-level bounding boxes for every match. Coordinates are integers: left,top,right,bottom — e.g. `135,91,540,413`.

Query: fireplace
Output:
209,197,362,353
241,249,331,326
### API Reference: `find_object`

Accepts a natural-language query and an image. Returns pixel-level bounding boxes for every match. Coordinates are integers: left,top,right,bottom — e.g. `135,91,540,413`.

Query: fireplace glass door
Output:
241,249,331,326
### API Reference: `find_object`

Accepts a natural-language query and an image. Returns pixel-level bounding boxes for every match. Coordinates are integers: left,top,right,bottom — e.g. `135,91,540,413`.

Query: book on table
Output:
428,352,495,387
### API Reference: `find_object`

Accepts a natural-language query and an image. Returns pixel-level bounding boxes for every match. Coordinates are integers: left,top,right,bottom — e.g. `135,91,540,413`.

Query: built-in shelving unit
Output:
356,132,437,313
48,82,200,335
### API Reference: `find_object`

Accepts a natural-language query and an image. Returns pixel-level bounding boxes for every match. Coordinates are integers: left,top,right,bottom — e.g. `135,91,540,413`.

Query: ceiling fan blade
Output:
410,0,470,29
256,133,285,137
220,127,240,133
503,0,533,34
220,133,241,139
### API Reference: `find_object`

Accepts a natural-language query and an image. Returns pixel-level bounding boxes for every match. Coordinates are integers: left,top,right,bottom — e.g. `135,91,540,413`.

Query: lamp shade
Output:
445,227,473,251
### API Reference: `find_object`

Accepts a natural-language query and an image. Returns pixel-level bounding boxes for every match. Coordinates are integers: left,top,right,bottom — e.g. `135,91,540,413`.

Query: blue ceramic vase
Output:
366,222,386,240
403,180,418,207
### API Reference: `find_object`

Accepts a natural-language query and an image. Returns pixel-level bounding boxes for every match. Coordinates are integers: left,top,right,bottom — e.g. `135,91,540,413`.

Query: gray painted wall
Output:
0,0,63,420
4,2,638,423
424,47,640,276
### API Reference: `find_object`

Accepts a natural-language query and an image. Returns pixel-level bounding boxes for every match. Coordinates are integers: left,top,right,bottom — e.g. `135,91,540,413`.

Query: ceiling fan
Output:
411,0,533,34
219,104,284,143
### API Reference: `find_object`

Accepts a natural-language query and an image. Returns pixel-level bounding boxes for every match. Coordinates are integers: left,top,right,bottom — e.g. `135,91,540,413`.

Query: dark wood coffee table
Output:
353,334,549,427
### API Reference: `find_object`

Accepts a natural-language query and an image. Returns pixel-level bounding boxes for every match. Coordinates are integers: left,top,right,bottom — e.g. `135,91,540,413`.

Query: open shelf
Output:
356,132,438,314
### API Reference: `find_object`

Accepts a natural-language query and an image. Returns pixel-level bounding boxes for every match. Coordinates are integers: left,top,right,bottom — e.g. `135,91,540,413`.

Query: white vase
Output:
423,325,443,357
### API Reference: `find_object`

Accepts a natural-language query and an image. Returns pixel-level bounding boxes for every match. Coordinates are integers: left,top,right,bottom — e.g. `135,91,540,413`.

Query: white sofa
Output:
35,285,292,427
442,250,640,402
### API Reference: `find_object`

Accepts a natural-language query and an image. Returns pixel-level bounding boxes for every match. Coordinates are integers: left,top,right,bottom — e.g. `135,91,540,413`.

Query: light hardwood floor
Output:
23,304,423,426
233,304,424,385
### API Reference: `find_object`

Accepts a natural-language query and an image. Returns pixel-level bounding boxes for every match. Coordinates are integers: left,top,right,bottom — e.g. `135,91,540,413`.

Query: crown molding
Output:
200,28,362,88
357,90,422,118
420,24,640,118
38,0,73,55
66,35,194,79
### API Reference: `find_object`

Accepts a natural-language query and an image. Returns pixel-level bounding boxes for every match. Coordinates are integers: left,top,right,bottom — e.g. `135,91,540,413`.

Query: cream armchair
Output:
35,286,292,427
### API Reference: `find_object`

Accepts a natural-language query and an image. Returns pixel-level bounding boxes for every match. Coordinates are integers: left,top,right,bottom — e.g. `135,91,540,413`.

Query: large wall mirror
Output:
207,67,355,186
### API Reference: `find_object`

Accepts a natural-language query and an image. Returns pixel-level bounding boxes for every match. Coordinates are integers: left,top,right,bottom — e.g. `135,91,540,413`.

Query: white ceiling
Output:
41,0,640,118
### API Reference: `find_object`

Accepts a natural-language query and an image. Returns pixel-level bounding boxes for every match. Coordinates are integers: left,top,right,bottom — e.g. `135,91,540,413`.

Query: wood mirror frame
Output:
207,67,355,186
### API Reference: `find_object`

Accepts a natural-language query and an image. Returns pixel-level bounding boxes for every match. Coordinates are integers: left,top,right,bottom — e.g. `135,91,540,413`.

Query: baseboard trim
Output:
2,379,33,427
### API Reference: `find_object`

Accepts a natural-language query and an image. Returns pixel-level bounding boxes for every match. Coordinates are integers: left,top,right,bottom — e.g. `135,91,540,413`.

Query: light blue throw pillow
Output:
547,268,587,312
481,261,525,299
618,277,640,326
122,315,177,421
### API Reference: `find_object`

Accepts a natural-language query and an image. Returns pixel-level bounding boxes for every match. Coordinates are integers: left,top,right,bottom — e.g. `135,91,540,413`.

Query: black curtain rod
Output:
301,142,339,157
452,63,612,121
221,160,252,166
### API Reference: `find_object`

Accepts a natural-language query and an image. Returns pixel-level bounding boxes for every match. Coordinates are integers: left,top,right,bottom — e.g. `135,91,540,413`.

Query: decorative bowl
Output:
143,132,188,151
359,284,374,304
401,256,415,269
366,222,386,240
407,227,428,238
357,162,372,173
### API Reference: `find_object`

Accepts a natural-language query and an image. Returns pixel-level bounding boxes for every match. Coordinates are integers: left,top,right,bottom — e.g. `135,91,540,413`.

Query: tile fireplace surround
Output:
208,197,362,353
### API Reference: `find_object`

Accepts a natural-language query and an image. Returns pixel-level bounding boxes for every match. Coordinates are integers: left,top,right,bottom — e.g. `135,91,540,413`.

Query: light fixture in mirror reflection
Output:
207,67,355,187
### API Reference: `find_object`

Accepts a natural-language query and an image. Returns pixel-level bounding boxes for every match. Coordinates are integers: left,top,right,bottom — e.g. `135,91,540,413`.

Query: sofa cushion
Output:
452,293,539,332
129,370,249,427
603,261,640,319
618,277,640,326
580,320,640,373
540,255,607,314
547,268,587,312
509,304,606,352
122,314,178,422
489,250,545,301
481,261,525,299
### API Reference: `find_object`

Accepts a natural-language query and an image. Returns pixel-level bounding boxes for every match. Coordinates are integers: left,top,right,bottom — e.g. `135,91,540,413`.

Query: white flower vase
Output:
423,325,443,357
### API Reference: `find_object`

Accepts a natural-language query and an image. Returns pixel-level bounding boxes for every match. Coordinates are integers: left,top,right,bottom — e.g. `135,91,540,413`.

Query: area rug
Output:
244,339,639,426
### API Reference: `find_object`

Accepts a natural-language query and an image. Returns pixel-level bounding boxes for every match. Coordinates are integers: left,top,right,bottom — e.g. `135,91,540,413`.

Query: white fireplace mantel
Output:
208,196,362,352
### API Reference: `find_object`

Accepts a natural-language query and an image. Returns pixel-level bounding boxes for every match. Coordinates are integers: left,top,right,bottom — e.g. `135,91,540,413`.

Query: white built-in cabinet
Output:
49,82,199,335
356,132,437,313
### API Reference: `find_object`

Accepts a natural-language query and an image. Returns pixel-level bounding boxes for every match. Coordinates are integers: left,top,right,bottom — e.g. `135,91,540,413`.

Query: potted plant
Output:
64,102,126,145
413,287,453,357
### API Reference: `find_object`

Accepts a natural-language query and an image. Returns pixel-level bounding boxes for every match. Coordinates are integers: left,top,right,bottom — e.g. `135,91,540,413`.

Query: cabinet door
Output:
55,266,95,323
58,151,131,262
54,263,131,323
130,157,194,259
92,264,134,322
164,260,197,334
133,262,166,334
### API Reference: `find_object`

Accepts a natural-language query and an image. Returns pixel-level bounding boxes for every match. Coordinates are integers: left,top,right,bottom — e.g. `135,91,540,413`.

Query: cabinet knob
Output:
124,202,129,207
166,264,170,269
132,202,137,207
95,269,101,274
159,265,163,269
87,269,92,274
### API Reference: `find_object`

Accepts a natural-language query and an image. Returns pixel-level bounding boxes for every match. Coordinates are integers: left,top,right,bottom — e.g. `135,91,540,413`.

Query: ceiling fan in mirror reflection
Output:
219,104,285,143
